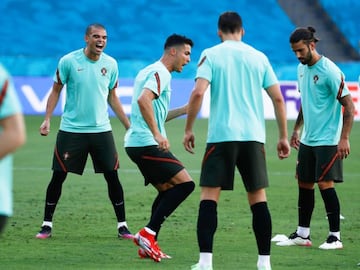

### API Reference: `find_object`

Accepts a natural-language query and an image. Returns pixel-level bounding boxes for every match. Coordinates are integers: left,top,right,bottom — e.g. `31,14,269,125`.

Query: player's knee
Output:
180,181,195,195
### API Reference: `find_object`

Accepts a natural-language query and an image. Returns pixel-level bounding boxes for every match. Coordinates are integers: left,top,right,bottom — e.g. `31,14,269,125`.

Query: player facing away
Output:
124,34,195,262
183,11,291,270
277,26,354,249
35,23,133,239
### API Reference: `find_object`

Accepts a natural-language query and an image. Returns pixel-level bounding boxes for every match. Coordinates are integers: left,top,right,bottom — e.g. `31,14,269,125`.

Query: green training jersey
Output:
125,61,171,147
196,40,278,143
55,49,118,133
297,56,350,146
0,64,22,216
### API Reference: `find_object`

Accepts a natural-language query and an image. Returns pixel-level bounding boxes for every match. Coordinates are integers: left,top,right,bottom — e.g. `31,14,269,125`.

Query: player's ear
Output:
169,46,177,56
217,30,223,40
309,41,316,50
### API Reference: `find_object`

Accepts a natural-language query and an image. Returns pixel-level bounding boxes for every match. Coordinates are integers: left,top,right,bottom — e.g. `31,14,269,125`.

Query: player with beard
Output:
277,26,355,250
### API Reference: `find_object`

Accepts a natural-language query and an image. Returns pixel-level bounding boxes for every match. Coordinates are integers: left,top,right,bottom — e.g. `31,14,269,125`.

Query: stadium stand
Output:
0,0,358,80
320,0,360,51
317,0,360,81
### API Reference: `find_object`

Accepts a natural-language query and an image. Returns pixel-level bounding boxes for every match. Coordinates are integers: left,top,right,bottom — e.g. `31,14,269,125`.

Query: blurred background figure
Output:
0,63,26,234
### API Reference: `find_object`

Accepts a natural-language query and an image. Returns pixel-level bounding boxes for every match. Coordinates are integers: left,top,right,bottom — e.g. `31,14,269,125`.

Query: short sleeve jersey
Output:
0,64,22,216
196,40,278,143
55,49,119,133
297,56,350,146
124,61,171,147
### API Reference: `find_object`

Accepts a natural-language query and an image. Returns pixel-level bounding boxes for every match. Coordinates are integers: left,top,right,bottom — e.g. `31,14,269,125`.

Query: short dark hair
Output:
289,26,320,44
164,34,194,49
85,23,106,35
218,11,243,34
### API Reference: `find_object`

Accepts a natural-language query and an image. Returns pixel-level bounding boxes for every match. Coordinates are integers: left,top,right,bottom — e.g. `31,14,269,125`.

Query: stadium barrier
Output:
13,77,360,120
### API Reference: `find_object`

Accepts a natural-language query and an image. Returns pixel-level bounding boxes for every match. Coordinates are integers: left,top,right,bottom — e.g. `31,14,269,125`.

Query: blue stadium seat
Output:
319,0,360,51
0,0,358,80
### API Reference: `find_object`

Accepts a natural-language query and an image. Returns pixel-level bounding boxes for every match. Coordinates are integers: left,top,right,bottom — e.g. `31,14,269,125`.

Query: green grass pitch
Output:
1,116,359,269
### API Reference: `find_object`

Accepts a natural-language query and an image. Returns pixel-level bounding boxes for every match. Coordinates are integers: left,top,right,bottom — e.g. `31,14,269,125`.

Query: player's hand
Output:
337,138,350,159
277,138,291,160
290,130,300,150
183,131,195,154
155,134,170,152
39,119,50,136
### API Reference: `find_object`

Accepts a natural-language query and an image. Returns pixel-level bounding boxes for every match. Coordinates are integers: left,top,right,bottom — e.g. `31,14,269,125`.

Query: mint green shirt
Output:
56,49,118,133
0,64,22,216
196,40,278,143
297,56,350,146
125,61,171,147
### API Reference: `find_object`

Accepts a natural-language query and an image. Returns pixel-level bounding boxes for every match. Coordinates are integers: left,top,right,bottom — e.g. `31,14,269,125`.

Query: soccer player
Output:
35,23,132,239
0,63,26,234
183,11,290,270
125,34,195,262
277,26,355,249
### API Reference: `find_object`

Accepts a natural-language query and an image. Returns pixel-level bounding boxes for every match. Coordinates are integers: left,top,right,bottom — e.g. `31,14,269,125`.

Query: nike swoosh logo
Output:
46,202,56,206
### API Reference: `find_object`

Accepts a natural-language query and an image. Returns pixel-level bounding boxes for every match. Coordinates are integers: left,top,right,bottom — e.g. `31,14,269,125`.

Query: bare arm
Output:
39,82,63,136
166,104,187,122
337,94,355,159
183,78,209,154
293,106,304,132
138,88,169,151
108,88,130,130
266,84,291,159
0,113,26,159
290,106,303,150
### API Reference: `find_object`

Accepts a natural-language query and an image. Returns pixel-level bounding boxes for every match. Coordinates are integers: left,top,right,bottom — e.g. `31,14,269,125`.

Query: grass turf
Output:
1,116,359,269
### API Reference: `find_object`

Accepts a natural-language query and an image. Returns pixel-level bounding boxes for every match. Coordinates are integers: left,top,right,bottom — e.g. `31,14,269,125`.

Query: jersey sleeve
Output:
262,57,279,89
53,55,70,85
143,70,170,98
108,59,119,90
0,71,22,119
196,50,212,83
326,64,350,99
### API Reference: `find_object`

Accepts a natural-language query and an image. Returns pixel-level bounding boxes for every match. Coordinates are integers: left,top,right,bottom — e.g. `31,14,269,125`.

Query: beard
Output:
299,47,313,65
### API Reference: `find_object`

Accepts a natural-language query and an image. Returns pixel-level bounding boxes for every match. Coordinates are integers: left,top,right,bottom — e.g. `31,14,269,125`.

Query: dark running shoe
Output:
35,225,52,239
118,226,134,239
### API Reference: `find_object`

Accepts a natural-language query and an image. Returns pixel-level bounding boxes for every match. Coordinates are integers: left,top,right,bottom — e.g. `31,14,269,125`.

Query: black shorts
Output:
125,146,184,186
296,143,343,183
52,130,119,175
200,141,269,192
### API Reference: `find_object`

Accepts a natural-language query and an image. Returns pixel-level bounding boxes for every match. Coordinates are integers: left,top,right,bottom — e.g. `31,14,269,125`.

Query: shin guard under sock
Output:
147,181,195,233
298,187,314,227
251,201,272,255
320,188,340,232
44,171,67,221
197,200,217,253
104,171,126,222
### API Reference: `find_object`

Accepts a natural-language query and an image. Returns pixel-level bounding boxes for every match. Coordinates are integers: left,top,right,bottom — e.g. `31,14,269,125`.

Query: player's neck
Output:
219,30,243,42
308,52,321,66
84,48,101,61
